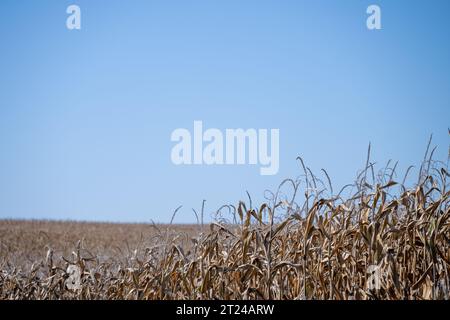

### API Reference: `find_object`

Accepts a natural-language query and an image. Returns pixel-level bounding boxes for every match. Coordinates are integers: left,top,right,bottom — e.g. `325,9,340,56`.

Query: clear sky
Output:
0,0,449,223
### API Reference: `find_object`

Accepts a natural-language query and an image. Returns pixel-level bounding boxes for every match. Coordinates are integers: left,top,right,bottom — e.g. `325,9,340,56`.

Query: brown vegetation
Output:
0,144,449,300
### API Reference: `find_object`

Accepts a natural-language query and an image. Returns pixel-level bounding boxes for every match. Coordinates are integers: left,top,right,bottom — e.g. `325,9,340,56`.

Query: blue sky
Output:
0,0,449,223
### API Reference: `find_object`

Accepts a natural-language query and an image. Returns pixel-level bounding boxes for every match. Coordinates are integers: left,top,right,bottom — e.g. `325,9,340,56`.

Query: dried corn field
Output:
0,150,449,300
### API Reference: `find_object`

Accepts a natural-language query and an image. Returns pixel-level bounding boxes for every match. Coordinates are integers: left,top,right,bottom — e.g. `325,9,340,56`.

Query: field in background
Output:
0,220,199,271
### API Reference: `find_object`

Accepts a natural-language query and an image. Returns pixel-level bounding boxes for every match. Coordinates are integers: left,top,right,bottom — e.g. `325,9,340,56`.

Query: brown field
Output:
0,150,449,300
0,220,199,271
